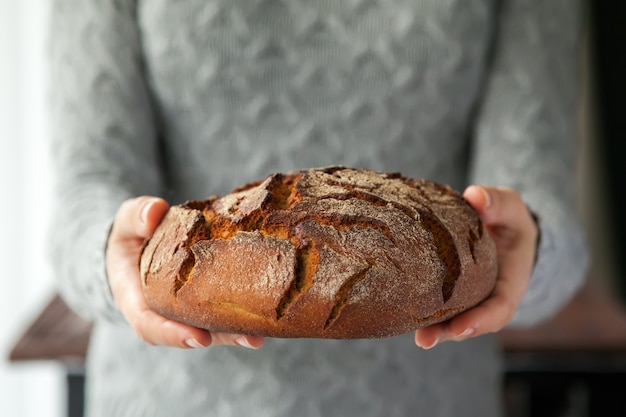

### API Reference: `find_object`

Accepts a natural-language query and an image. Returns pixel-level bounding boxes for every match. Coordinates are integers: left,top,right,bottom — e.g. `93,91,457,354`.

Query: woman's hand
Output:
106,196,264,349
415,186,538,349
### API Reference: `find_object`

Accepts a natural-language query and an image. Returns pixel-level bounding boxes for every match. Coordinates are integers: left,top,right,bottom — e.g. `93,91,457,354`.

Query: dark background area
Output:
589,0,626,301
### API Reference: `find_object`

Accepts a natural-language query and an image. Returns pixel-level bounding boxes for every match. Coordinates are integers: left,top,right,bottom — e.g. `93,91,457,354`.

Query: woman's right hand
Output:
105,196,264,349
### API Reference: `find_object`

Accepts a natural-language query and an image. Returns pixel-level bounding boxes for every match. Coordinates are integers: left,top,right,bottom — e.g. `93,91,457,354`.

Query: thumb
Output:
111,196,170,242
463,185,530,231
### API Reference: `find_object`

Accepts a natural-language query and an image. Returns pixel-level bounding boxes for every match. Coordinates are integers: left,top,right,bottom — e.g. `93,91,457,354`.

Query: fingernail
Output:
236,337,256,349
185,338,205,349
481,187,492,208
422,336,439,350
459,328,475,337
140,200,155,225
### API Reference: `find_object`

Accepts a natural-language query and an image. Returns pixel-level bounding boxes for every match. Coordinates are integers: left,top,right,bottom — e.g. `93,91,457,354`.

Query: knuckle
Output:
158,320,181,347
491,298,517,330
132,309,158,346
118,198,138,218
502,301,517,324
209,333,228,346
134,325,155,345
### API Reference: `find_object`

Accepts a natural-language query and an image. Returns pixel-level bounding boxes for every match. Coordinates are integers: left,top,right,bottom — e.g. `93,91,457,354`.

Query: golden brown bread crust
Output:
140,166,497,339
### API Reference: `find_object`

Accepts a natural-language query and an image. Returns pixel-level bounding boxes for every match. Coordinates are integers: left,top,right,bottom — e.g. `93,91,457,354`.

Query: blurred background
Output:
0,0,65,417
1,1,624,416
0,1,66,416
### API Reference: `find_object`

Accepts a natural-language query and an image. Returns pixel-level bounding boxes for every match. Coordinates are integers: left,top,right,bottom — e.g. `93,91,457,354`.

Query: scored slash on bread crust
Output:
139,166,497,339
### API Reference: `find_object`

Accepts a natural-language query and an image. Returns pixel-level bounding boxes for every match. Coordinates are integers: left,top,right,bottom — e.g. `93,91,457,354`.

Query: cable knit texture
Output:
47,0,587,416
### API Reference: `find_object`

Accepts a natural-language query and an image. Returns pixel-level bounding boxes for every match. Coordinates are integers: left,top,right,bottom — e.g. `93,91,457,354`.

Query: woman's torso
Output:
87,1,504,416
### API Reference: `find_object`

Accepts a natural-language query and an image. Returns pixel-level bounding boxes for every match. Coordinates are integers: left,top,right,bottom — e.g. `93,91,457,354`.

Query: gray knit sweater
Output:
48,1,587,416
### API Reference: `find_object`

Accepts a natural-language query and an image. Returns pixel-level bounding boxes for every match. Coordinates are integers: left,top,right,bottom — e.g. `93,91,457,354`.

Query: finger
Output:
463,185,531,231
414,322,448,349
415,319,477,349
109,253,207,348
112,196,169,242
415,296,512,349
120,275,264,349
444,281,520,341
117,268,263,349
463,184,492,215
133,311,264,349
416,186,536,348
421,254,530,346
133,306,213,348
210,333,265,349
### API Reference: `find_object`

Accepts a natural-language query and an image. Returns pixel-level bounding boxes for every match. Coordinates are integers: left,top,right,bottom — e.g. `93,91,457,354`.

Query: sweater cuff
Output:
98,218,126,324
58,216,126,325
508,214,587,327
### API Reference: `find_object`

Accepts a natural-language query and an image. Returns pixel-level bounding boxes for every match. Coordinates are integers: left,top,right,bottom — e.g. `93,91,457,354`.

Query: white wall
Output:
0,1,65,416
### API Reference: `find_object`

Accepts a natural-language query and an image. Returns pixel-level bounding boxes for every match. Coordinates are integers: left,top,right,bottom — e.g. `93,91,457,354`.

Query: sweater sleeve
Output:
47,0,164,323
469,0,589,327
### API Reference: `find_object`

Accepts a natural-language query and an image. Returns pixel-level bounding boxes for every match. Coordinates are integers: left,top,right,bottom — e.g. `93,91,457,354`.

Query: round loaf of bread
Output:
140,166,497,339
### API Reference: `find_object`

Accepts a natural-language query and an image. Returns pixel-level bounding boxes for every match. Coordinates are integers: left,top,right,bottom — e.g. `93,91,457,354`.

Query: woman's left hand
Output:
414,185,538,349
